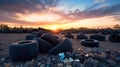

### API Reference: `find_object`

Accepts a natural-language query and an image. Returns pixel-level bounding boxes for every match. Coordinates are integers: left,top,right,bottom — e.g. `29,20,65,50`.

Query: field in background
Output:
0,33,120,58
0,33,120,57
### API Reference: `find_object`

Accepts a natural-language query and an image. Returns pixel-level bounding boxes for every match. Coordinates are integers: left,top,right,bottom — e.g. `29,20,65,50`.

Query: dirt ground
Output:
0,33,120,56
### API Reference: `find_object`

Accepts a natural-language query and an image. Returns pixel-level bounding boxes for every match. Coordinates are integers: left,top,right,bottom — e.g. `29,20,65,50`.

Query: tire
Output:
34,30,47,38
90,34,105,41
41,33,60,46
109,34,120,42
81,39,99,47
34,38,54,53
26,34,35,40
65,33,74,39
77,33,88,40
47,38,73,55
9,40,39,61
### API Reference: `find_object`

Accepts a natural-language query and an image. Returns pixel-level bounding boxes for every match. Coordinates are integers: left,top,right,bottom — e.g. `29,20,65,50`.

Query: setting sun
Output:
50,25,58,31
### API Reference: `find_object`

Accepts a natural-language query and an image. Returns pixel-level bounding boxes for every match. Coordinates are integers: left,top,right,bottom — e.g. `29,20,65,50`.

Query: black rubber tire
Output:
34,30,47,38
47,38,73,55
26,34,35,40
65,33,74,39
9,40,39,61
34,38,54,53
81,39,99,47
77,33,88,40
90,34,105,41
109,34,120,42
40,33,60,46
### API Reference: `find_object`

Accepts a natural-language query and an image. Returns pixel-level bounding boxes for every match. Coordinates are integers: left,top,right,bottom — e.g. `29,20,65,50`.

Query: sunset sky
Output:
0,0,120,30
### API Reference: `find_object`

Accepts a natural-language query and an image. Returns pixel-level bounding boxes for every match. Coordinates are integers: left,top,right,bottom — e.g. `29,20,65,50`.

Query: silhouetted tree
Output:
114,24,120,30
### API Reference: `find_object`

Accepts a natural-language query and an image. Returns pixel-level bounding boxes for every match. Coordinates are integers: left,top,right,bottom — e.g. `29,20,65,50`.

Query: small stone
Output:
72,59,81,67
84,58,98,67
57,63,64,67
37,62,41,66
63,58,74,64
115,57,120,63
98,62,108,67
107,59,117,67
69,58,74,62
65,52,71,58
63,58,69,63
79,55,85,64
40,64,45,67
85,54,89,57
51,59,59,64
66,64,72,67
4,63,11,67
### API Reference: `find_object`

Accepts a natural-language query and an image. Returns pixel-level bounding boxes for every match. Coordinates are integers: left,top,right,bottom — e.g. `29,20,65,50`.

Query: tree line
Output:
0,24,120,34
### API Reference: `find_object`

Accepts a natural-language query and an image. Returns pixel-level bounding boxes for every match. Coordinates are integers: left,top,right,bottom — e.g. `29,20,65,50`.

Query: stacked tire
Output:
9,32,73,61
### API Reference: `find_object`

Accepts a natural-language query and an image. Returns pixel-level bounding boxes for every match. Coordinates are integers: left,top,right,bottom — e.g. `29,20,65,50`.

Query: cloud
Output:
94,0,107,3
0,0,120,26
61,3,120,21
0,0,60,24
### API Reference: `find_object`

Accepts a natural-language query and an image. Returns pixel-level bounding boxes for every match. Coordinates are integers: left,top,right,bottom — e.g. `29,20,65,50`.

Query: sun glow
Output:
50,25,58,31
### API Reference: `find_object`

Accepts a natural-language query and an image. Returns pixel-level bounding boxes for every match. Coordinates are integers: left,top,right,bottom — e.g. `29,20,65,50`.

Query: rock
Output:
63,58,69,63
63,58,74,64
71,52,80,59
65,52,71,59
51,59,60,64
84,58,98,67
3,63,11,67
97,61,108,67
40,64,45,67
72,59,81,67
66,64,72,67
107,59,117,67
57,63,64,67
115,57,120,63
79,55,85,64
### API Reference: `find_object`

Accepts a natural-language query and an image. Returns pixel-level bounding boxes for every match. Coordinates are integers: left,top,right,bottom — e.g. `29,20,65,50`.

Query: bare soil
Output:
0,33,120,57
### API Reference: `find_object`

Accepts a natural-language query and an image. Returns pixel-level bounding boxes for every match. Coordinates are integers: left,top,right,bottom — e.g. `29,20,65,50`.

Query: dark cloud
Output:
61,3,120,21
0,0,59,24
0,0,59,13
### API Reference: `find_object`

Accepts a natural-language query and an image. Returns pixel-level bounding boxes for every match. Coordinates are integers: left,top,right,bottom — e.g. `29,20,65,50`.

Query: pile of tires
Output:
65,33,74,39
81,39,99,47
77,33,88,40
109,34,120,43
90,34,105,41
9,31,73,61
9,40,39,61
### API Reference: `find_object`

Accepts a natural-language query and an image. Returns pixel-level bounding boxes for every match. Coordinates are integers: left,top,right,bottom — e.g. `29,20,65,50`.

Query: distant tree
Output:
0,24,10,33
114,24,120,29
